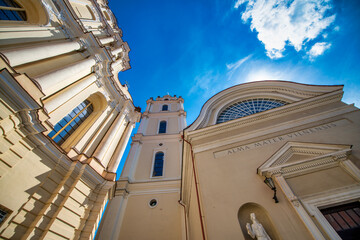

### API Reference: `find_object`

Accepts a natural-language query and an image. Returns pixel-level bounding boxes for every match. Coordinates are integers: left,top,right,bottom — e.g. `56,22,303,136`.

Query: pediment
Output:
258,142,352,177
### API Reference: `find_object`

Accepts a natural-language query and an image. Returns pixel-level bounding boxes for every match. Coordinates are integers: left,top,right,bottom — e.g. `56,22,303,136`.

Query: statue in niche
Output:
246,213,271,240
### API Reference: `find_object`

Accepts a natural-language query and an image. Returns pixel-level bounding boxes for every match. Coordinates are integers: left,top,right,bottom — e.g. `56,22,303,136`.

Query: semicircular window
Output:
216,98,288,124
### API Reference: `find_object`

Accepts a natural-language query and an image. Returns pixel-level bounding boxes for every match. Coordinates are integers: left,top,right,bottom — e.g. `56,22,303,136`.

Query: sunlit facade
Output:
99,81,360,240
0,0,140,239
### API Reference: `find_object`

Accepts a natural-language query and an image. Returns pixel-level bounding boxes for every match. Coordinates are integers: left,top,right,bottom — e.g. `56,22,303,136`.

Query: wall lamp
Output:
264,177,279,203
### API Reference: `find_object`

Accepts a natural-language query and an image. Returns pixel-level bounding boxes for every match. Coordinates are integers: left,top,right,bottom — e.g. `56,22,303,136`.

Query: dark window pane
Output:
159,121,166,134
153,152,164,177
321,202,360,240
325,215,342,232
217,99,287,124
48,101,93,145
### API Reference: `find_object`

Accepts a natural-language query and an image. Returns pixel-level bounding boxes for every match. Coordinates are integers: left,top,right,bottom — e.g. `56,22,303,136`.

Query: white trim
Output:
274,175,326,240
161,104,169,112
157,119,168,134
150,148,166,179
148,198,159,208
189,82,343,131
302,185,360,240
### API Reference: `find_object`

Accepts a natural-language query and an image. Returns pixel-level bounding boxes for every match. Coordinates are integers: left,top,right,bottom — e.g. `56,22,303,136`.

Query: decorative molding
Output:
189,81,344,131
258,141,352,177
302,184,360,240
274,175,326,239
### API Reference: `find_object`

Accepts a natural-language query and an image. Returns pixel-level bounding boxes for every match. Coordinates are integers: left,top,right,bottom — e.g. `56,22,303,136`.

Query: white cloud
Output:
226,54,252,80
226,54,252,70
234,0,336,59
307,42,331,60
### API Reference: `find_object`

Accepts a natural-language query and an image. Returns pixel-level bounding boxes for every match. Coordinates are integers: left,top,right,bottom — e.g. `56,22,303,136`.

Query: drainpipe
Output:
181,134,206,240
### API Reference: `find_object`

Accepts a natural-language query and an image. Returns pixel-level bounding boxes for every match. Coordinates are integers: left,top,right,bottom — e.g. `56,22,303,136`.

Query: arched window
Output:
162,105,168,111
48,100,93,145
152,152,164,177
158,121,166,134
0,0,27,21
217,98,288,124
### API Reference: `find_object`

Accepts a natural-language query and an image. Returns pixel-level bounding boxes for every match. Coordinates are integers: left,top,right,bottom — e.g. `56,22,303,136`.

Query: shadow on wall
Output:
238,202,280,240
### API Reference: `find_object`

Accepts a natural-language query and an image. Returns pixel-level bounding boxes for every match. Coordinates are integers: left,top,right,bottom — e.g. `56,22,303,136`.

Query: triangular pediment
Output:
258,142,352,177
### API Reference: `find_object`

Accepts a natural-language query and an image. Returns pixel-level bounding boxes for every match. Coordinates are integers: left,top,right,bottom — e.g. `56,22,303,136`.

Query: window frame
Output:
150,150,165,178
0,0,27,21
302,185,360,240
162,104,169,111
216,98,288,124
48,100,93,146
158,120,167,134
0,204,12,227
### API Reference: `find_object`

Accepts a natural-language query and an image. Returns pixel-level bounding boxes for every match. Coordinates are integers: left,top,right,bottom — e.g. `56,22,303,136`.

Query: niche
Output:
238,202,280,240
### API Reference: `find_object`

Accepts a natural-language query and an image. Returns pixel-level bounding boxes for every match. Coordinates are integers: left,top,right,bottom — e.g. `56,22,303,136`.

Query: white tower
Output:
97,95,187,240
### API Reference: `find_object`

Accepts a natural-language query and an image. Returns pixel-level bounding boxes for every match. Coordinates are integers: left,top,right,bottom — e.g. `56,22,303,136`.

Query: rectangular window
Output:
320,201,360,240
0,204,12,227
48,100,93,145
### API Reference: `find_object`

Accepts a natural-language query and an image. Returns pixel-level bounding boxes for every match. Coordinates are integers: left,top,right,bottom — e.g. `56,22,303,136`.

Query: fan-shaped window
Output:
217,98,287,124
48,100,93,145
158,121,167,134
152,152,164,177
162,105,168,111
0,0,26,21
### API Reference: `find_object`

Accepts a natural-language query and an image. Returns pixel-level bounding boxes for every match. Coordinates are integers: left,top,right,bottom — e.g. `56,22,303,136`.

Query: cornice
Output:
190,82,343,130
258,142,352,178
115,179,181,196
187,90,344,141
132,133,182,142
142,111,186,118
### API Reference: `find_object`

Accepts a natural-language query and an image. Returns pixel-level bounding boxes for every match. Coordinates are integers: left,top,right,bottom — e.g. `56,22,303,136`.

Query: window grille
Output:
217,98,287,124
0,0,26,21
162,105,168,111
48,100,93,145
321,201,360,240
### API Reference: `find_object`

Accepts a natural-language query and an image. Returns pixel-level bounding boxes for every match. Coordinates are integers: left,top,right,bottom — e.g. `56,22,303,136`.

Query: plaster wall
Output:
186,103,360,239
134,139,182,180
118,192,183,240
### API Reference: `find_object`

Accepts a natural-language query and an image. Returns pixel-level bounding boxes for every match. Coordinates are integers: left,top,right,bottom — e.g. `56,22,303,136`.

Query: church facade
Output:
0,0,140,239
98,81,360,240
1,1,360,240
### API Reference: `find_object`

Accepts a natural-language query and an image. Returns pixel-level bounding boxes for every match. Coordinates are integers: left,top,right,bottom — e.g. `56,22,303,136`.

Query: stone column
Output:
101,117,128,168
2,40,83,67
107,122,135,173
111,47,123,57
92,112,125,165
35,58,96,96
99,36,115,45
112,58,124,73
43,73,97,114
83,107,118,156
74,105,113,153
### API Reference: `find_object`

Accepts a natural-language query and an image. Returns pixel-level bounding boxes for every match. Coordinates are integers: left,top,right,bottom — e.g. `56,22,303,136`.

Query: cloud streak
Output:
226,54,252,80
308,42,331,60
234,0,336,59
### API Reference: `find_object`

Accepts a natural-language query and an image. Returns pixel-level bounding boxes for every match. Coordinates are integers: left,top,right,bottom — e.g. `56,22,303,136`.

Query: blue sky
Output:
110,0,360,176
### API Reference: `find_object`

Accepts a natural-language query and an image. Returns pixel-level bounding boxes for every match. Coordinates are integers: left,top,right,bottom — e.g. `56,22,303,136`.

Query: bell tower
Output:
96,95,186,240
